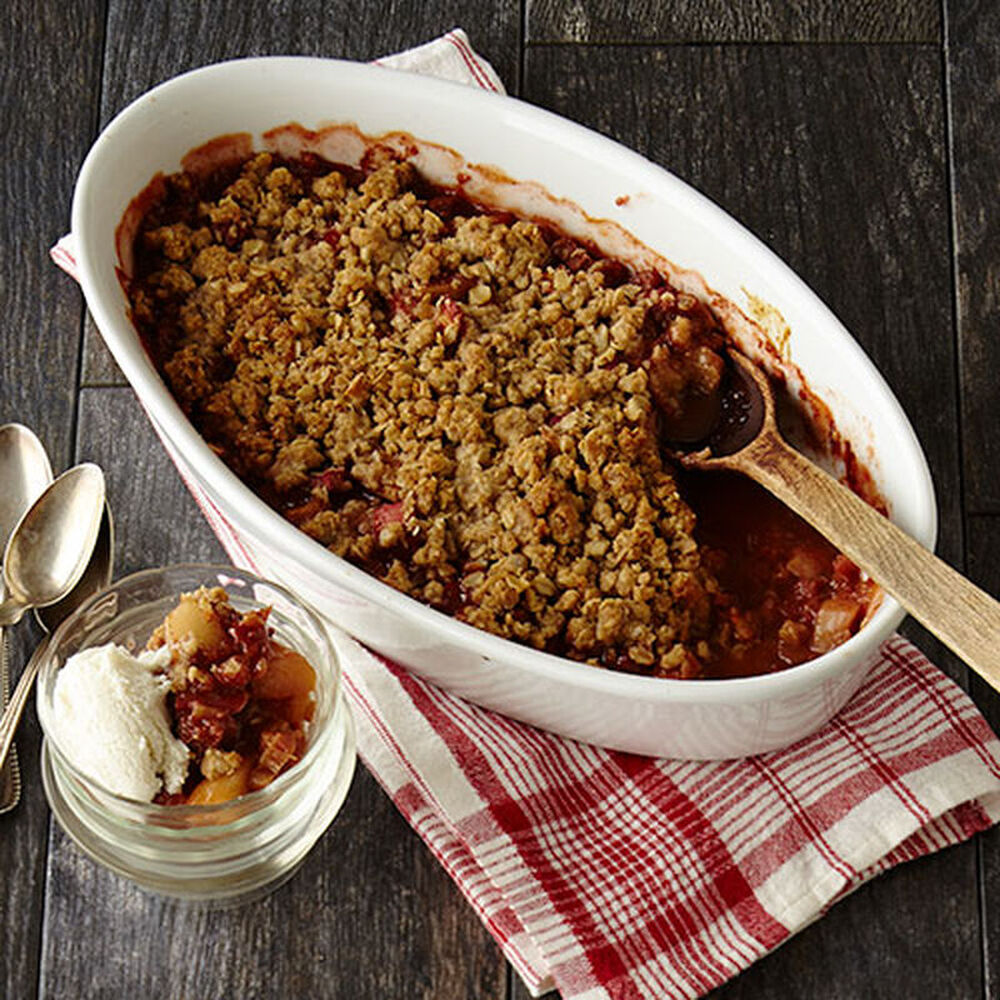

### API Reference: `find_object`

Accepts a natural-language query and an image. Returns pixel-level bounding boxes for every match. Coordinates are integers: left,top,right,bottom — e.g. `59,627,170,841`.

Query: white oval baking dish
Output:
71,57,936,758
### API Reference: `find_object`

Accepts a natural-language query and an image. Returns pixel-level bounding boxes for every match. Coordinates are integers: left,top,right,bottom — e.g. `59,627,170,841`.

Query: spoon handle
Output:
727,433,1000,691
0,630,21,813
0,637,49,781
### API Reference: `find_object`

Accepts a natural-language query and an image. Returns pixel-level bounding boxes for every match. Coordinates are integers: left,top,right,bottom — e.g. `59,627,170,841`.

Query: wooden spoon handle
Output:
727,434,1000,690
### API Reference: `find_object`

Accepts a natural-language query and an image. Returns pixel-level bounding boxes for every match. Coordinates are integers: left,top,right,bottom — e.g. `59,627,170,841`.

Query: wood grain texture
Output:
80,315,128,389
527,0,940,43
72,388,224,571
946,0,1000,513
522,42,977,999
964,513,1000,999
42,766,506,1000
0,2,105,999
0,0,104,463
80,0,521,385
0,612,51,1000
97,0,519,115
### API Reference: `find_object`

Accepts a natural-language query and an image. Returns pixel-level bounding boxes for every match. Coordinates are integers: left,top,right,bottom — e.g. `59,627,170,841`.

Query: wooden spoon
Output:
672,350,1000,687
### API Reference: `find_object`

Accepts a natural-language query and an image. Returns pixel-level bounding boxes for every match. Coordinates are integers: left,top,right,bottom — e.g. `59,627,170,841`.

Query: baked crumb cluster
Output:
131,151,732,678
149,586,316,805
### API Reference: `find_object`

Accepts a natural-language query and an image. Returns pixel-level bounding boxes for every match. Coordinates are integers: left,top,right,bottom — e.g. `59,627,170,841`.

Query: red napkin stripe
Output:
443,29,501,92
389,660,782,990
49,236,79,281
348,678,542,984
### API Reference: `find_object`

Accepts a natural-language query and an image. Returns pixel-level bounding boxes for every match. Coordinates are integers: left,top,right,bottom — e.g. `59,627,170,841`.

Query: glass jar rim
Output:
36,561,341,819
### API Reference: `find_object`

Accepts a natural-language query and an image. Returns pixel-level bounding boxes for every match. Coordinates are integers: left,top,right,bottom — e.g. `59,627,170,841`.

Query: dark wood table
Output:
2,2,999,997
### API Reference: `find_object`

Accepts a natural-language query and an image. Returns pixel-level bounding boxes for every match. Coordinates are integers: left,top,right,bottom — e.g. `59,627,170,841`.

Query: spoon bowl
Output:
0,425,53,544
0,424,54,813
666,352,766,459
35,503,114,634
0,464,106,626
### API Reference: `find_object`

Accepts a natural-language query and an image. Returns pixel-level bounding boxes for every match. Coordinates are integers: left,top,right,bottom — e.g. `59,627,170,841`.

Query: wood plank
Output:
0,0,104,464
527,0,940,43
70,388,225,570
80,316,127,389
80,0,522,386
946,0,1000,513
98,0,519,114
43,764,506,999
946,4,1000,987
522,42,977,998
0,2,106,1000
964,513,1000,998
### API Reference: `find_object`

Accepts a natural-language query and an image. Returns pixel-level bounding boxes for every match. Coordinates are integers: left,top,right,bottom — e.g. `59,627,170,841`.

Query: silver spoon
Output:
0,425,53,544
35,503,113,636
0,425,53,813
0,464,105,627
0,490,112,803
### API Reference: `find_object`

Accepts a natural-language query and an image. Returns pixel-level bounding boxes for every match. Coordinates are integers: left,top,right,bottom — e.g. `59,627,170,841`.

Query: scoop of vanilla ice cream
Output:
52,643,190,801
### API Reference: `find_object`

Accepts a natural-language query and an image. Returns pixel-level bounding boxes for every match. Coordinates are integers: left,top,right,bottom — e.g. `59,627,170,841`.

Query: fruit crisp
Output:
149,586,316,805
128,150,874,679
51,585,316,804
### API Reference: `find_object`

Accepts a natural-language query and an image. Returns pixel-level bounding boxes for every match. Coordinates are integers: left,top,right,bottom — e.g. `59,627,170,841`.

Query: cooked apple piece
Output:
250,729,304,790
253,643,317,700
187,757,252,805
164,589,228,655
810,597,863,654
777,619,812,665
786,548,825,580
277,692,315,727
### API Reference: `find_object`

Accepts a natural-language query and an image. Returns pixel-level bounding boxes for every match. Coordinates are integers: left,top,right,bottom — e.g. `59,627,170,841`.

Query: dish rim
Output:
71,55,937,704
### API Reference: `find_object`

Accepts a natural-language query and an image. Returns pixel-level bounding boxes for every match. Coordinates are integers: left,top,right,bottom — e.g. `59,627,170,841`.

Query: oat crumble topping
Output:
128,150,866,679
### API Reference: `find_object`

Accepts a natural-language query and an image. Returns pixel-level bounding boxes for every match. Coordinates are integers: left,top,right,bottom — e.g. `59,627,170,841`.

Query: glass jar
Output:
36,564,356,904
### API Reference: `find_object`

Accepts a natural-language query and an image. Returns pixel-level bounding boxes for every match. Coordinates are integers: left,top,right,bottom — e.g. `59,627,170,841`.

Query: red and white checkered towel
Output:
53,30,1000,1000
342,636,1000,999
